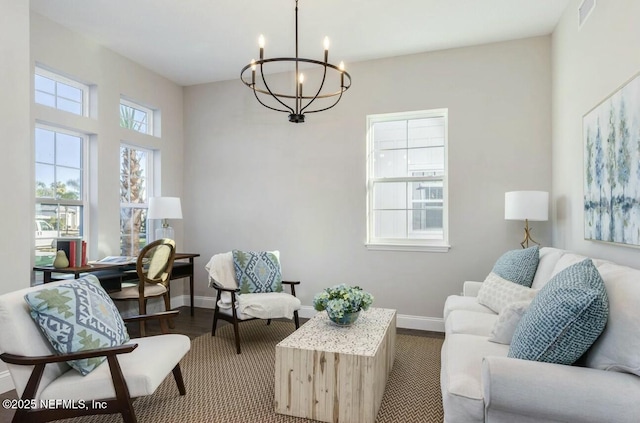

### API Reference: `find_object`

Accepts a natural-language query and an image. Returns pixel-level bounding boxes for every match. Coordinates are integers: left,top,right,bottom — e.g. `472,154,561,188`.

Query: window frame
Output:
34,66,89,117
365,109,450,252
120,98,154,136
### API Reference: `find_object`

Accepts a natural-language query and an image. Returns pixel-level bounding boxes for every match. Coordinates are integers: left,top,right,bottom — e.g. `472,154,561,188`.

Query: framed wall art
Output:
584,71,640,246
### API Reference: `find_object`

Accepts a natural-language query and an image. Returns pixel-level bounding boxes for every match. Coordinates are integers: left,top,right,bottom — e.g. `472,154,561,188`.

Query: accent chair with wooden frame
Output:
110,238,176,336
0,278,190,423
206,251,301,354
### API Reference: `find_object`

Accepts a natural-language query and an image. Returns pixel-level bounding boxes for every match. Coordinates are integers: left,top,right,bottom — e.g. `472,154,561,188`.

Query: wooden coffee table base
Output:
275,308,396,423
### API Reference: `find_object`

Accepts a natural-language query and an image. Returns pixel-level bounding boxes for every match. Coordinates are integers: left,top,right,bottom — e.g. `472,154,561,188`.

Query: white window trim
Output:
365,109,450,252
120,97,155,136
34,66,90,117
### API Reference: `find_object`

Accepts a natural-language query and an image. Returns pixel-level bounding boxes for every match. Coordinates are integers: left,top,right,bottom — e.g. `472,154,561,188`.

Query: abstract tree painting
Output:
584,72,640,246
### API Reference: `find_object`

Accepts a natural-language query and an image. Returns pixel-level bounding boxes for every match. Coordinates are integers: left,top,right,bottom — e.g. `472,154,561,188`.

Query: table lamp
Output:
505,191,549,248
148,197,182,241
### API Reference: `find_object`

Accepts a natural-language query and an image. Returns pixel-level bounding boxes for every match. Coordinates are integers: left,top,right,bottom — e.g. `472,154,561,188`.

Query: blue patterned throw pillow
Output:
233,250,283,294
508,259,608,365
491,246,539,287
24,275,130,375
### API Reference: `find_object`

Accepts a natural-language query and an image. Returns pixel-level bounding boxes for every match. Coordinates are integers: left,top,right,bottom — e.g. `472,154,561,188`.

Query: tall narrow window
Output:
120,98,154,135
34,67,89,116
366,109,449,251
120,145,153,256
35,126,86,265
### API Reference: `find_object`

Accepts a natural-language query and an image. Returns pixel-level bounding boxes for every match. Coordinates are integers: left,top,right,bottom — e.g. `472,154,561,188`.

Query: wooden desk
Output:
33,253,200,316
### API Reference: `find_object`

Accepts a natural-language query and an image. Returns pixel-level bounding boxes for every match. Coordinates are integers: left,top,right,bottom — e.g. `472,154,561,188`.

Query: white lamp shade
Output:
148,197,183,220
505,191,549,221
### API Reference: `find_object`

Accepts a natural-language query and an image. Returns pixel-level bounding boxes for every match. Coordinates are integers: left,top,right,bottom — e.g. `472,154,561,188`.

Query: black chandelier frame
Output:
240,0,352,123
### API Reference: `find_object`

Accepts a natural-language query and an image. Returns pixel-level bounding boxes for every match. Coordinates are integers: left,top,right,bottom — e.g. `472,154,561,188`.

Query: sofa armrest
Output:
482,356,640,423
463,281,483,297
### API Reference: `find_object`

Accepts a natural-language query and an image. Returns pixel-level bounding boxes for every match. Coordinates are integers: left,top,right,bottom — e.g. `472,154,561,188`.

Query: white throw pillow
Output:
488,300,532,345
477,272,538,313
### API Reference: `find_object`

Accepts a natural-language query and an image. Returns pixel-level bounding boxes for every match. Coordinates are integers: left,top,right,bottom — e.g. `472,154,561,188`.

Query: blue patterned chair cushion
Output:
24,275,130,375
233,250,283,294
508,259,608,365
491,246,539,287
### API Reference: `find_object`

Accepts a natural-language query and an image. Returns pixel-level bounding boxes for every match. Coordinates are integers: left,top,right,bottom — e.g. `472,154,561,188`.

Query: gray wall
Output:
552,0,640,266
183,36,552,327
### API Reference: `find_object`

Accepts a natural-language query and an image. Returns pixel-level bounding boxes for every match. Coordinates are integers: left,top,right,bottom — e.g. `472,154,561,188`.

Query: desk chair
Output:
110,238,176,336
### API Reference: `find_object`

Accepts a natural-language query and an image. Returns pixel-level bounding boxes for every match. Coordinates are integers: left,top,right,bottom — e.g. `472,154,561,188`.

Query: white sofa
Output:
440,247,640,423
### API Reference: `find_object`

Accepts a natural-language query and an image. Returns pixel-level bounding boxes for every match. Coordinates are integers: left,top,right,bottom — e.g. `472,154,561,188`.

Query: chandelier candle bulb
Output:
339,61,345,87
250,59,256,85
323,36,330,62
258,34,265,59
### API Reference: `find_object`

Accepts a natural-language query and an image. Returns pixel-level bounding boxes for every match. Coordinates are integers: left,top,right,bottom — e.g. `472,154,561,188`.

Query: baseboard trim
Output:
0,370,14,394
179,295,444,333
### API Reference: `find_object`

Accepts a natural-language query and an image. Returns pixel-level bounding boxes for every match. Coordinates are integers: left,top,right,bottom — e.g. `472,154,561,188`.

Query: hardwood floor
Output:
0,306,443,422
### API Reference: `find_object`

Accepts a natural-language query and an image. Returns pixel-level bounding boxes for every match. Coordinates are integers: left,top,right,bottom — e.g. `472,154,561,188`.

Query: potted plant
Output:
313,284,374,326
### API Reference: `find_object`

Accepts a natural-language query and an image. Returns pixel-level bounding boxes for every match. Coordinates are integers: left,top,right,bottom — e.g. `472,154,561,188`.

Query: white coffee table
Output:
275,307,396,423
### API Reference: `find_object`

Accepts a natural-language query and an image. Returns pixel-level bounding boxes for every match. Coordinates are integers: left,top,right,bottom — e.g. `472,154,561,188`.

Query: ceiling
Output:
29,0,570,87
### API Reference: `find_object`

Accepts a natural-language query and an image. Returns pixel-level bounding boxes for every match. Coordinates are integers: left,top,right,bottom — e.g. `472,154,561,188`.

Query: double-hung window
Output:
366,109,449,251
35,126,86,265
120,144,154,256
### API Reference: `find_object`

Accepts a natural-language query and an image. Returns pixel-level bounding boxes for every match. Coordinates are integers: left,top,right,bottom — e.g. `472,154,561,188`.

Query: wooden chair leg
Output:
138,297,146,337
230,295,241,354
163,293,175,329
107,355,137,423
212,290,222,336
266,319,271,326
172,364,186,395
294,310,300,329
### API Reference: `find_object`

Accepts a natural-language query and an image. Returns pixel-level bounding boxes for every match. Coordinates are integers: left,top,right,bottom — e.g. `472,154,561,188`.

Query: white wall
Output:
184,36,552,326
552,0,640,266
0,0,31,393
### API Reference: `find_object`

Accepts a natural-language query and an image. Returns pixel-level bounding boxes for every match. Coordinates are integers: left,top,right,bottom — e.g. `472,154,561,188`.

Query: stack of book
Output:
55,238,87,267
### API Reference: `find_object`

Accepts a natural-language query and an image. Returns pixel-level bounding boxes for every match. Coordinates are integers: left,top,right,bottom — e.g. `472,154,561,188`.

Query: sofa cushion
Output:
491,245,539,287
23,275,130,375
509,259,608,365
477,272,538,313
488,300,531,345
443,295,495,321
232,250,283,294
584,262,640,376
531,247,566,289
445,310,497,337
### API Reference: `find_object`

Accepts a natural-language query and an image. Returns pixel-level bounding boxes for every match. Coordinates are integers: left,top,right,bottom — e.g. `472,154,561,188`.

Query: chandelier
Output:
240,0,352,123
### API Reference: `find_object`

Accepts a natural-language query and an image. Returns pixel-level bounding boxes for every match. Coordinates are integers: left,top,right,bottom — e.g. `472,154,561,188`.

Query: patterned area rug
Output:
67,320,444,423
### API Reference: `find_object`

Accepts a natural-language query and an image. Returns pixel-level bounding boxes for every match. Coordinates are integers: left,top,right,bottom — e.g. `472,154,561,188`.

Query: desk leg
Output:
43,271,52,283
189,258,194,316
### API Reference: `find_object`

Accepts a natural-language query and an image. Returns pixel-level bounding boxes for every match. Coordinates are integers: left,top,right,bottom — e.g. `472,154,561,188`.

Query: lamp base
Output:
155,226,174,241
520,219,540,249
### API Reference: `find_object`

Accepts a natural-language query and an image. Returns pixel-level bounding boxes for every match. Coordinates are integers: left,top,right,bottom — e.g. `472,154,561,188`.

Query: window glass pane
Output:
408,147,445,175
56,167,81,200
35,128,55,164
374,150,408,178
120,207,147,256
56,133,82,168
373,182,406,209
373,210,407,238
35,74,55,94
35,204,83,265
35,164,55,198
373,121,406,151
35,91,55,107
57,98,82,115
408,118,445,148
57,83,82,102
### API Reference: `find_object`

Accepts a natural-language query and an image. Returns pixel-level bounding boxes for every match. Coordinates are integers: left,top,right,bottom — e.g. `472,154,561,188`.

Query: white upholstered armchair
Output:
0,276,190,423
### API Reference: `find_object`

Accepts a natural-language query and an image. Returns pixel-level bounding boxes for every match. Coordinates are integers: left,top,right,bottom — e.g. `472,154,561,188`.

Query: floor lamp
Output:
505,191,549,248
148,197,182,241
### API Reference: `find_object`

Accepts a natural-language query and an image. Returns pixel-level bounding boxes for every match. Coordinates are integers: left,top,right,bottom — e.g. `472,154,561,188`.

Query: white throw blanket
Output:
237,292,301,320
205,252,237,308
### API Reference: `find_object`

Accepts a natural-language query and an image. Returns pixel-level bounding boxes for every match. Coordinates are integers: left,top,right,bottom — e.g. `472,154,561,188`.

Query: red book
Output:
69,241,76,267
81,241,87,266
